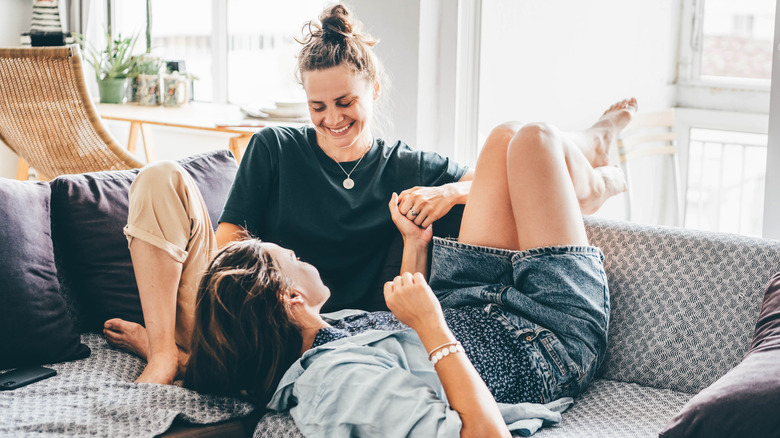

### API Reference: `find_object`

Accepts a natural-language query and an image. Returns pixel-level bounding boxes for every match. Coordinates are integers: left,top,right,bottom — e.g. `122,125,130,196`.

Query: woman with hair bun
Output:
215,3,473,315
103,3,631,387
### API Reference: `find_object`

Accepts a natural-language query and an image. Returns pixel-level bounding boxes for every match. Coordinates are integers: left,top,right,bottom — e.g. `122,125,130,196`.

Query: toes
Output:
103,330,121,346
604,98,635,115
104,318,128,331
615,98,637,111
623,97,638,113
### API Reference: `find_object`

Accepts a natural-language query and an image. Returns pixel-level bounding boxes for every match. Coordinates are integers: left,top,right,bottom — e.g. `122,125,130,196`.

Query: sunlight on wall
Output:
478,0,679,222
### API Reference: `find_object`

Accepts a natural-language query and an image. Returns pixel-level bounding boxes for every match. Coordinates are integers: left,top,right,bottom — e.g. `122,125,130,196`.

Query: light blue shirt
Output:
267,327,572,437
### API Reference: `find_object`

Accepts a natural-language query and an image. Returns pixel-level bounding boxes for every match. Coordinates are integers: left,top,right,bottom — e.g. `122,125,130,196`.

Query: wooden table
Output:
96,102,308,162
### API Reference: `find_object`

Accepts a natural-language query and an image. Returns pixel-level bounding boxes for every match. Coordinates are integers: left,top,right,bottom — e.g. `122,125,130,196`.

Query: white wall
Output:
0,0,33,179
477,0,681,222
345,0,421,146
478,0,678,137
416,0,459,157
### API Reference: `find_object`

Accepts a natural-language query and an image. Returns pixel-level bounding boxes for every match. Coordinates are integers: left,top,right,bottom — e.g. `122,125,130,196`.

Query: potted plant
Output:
75,32,139,104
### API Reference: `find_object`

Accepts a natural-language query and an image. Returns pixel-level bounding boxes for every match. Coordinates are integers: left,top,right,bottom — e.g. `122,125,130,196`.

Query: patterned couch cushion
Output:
585,217,780,393
252,379,693,438
0,333,254,437
659,271,780,437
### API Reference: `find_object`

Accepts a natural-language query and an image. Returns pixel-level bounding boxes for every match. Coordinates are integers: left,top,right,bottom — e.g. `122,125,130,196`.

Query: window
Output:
112,0,329,103
685,128,767,236
699,0,774,82
676,0,775,236
678,0,775,103
226,0,326,105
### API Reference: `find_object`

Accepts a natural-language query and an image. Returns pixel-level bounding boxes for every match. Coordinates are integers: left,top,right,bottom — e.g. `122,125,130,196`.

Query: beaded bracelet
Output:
428,341,464,366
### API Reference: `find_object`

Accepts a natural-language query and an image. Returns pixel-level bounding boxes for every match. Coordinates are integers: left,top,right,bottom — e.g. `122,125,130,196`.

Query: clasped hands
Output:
385,192,445,331
395,185,457,229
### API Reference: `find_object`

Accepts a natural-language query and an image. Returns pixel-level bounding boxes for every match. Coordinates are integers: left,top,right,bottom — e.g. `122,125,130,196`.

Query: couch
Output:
2,149,780,437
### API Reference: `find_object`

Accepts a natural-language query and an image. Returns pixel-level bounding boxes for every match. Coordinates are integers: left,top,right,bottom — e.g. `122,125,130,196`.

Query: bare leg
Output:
458,124,521,250
102,240,182,384
103,161,215,384
562,98,636,214
506,124,588,249
459,98,636,250
564,98,637,168
127,239,181,384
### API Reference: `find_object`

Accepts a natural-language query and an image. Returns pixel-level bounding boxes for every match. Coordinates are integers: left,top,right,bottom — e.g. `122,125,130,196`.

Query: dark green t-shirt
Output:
219,126,467,311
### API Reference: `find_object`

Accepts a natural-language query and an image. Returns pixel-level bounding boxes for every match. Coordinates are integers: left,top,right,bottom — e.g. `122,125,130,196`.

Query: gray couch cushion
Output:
535,379,691,437
585,217,780,393
0,333,253,437
252,379,693,438
659,271,780,437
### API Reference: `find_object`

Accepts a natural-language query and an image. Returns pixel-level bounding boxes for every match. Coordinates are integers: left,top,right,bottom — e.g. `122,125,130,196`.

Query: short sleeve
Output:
218,131,276,233
418,150,468,187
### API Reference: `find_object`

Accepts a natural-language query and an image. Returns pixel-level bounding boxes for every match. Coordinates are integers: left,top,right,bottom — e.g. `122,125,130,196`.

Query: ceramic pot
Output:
97,77,127,104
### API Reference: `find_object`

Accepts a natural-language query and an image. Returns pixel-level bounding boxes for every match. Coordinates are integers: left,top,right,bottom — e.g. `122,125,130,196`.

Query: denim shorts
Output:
428,237,610,402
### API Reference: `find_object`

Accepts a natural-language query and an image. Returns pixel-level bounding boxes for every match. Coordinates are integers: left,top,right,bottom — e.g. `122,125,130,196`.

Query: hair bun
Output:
320,4,354,39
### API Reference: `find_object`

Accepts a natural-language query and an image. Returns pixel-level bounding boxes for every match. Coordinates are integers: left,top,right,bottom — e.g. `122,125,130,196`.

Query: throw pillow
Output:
50,150,238,332
0,178,90,369
659,270,780,438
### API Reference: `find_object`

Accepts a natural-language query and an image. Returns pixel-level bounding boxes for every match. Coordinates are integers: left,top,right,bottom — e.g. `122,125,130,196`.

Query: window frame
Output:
211,1,228,103
677,0,772,113
673,0,775,235
453,0,482,166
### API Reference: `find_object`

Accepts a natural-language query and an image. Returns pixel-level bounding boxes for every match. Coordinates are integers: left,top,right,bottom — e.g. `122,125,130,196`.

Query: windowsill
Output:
673,107,769,134
679,76,771,93
675,82,770,114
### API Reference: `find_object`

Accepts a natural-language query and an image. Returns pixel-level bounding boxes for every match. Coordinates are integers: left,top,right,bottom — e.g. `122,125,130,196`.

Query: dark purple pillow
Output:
50,150,238,331
659,271,780,438
0,178,90,369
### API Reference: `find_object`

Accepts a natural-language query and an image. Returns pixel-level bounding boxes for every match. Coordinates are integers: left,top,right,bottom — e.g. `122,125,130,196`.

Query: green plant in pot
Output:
75,32,139,104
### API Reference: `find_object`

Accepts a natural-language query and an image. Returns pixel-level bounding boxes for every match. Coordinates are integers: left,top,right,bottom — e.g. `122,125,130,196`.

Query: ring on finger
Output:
410,209,419,217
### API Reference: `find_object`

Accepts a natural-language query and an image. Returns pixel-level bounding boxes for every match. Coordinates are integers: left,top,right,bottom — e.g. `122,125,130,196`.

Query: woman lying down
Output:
184,100,635,437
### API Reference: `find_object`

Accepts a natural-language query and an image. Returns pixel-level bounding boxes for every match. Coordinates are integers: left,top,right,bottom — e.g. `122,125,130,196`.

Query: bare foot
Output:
103,318,149,359
586,98,638,167
135,352,179,385
579,165,628,215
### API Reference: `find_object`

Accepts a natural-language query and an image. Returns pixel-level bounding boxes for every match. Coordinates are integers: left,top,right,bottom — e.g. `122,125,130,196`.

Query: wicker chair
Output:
0,45,143,180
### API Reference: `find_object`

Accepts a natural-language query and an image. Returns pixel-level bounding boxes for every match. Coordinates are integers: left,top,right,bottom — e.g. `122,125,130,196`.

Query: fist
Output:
384,272,444,331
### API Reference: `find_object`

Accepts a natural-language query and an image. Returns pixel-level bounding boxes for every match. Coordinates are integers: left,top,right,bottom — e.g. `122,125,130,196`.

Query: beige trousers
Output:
123,161,217,352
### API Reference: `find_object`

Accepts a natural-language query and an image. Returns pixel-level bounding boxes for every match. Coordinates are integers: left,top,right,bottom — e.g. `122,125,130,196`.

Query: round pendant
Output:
343,178,355,189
